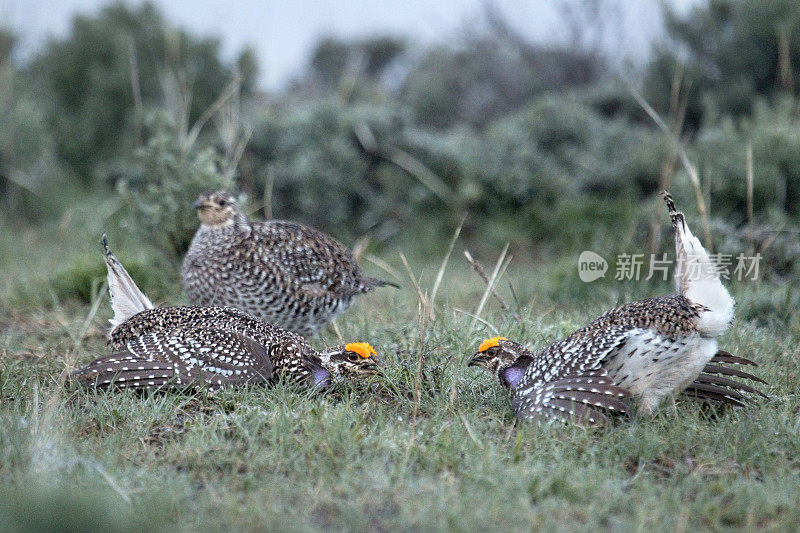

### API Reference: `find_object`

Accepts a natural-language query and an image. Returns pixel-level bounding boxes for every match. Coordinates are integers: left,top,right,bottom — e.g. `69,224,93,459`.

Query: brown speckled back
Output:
182,192,394,336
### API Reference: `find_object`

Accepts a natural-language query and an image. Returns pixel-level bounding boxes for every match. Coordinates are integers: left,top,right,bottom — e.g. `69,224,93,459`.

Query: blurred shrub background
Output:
2,0,799,299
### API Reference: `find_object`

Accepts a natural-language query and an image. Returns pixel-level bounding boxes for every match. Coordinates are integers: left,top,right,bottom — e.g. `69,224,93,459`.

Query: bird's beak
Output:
468,352,488,368
192,200,204,209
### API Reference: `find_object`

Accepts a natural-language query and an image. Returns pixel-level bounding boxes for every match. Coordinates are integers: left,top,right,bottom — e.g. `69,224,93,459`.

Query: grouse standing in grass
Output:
469,192,766,425
181,190,398,337
72,236,379,391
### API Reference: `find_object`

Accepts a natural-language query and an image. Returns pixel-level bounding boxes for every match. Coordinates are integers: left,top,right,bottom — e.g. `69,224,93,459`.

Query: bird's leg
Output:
664,395,679,416
637,394,662,417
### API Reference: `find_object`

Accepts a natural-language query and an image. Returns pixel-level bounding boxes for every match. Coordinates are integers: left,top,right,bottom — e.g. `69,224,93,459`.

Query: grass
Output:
1,211,799,531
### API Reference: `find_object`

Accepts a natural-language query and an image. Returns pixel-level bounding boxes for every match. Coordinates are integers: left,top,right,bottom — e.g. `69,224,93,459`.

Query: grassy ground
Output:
1,210,799,531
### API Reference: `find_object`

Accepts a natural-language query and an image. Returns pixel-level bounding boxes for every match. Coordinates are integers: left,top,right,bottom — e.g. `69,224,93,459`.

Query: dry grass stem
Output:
71,281,106,356
352,235,371,263
184,72,242,153
468,244,510,329
746,142,755,255
650,65,690,253
262,164,275,220
458,412,483,448
412,300,428,425
387,147,457,206
452,308,499,336
364,254,403,284
94,464,132,504
759,222,786,254
430,216,466,317
128,38,143,146
398,251,429,311
330,321,344,344
627,81,713,249
463,248,515,316
778,27,795,93
225,123,253,180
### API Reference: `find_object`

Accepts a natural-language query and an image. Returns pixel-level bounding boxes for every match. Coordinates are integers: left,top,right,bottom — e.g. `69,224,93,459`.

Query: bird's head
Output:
318,342,380,379
192,190,242,227
468,336,531,388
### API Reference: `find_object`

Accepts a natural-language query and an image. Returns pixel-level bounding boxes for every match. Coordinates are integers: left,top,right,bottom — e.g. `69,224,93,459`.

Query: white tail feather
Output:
663,193,734,335
102,234,154,330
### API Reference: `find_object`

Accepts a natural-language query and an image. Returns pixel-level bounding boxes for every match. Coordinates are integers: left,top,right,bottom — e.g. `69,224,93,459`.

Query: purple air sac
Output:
312,368,332,388
501,366,525,389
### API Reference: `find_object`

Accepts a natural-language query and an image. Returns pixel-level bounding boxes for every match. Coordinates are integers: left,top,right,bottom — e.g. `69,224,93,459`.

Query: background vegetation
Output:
1,0,799,530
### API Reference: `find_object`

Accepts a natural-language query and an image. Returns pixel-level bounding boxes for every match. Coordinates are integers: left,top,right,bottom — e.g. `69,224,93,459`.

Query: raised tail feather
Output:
681,350,767,407
692,373,766,397
682,382,746,408
662,191,734,335
710,350,761,367
102,233,154,329
663,191,713,293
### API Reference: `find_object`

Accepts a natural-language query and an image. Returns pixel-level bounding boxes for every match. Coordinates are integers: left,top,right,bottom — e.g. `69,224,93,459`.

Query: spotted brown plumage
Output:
468,192,766,425
470,336,766,425
100,304,322,389
72,236,379,391
588,295,704,337
77,326,274,390
181,190,398,337
470,337,633,425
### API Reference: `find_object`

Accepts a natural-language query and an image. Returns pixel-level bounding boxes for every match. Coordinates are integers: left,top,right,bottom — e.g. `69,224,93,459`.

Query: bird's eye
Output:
218,199,227,207
347,353,359,362
487,347,496,356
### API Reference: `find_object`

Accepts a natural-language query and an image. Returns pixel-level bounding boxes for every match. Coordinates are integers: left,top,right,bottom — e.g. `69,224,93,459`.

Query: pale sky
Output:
4,0,699,91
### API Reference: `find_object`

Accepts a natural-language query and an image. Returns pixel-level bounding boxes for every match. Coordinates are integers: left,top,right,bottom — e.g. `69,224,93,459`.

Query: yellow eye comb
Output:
478,337,508,352
344,342,376,359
